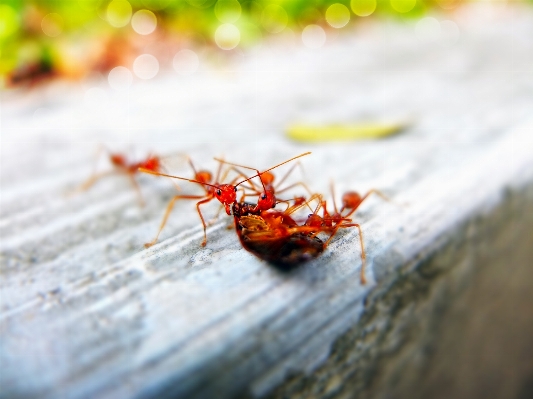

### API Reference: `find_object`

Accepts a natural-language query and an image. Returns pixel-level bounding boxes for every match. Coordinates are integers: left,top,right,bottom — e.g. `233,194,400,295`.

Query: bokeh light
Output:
41,13,63,37
436,0,459,10
0,4,19,39
173,49,200,75
239,21,263,46
133,54,159,79
2,0,480,86
131,10,157,35
351,0,377,17
440,20,460,44
214,0,242,23
141,0,172,10
390,0,417,14
107,0,133,28
76,0,99,12
261,5,288,33
302,25,326,49
215,23,240,50
415,17,441,41
108,66,133,90
326,4,351,29
187,0,217,8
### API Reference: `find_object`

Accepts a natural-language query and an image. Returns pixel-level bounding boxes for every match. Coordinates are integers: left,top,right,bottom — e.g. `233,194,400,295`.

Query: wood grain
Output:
2,6,533,399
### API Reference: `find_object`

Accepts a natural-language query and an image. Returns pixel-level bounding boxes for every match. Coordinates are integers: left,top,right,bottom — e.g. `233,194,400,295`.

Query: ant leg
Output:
71,170,117,195
354,224,367,285
284,193,323,215
213,158,261,186
275,196,313,213
195,197,214,247
209,204,225,225
226,166,261,192
340,189,392,217
70,145,117,196
273,159,313,197
128,174,145,207
361,189,390,203
273,161,301,188
186,157,202,181
212,156,258,189
238,188,261,204
145,194,206,248
275,181,314,198
330,181,339,215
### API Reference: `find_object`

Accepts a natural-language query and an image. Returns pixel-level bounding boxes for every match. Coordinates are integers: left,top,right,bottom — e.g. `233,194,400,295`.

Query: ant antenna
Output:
233,152,311,188
140,152,311,191
138,168,220,189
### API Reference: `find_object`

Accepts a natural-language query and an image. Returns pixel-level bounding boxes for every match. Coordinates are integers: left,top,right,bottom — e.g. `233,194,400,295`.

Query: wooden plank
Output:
2,6,533,399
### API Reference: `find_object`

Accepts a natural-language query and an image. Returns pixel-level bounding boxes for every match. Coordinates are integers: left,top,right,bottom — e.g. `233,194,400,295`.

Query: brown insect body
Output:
232,202,324,270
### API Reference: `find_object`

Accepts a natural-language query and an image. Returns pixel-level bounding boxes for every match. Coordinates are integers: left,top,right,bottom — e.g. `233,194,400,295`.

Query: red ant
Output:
303,184,389,284
139,152,311,248
213,157,314,213
140,155,243,248
232,184,388,284
74,147,163,206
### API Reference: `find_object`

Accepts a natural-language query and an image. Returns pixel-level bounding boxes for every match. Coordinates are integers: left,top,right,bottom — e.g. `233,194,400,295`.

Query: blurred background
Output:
0,0,516,89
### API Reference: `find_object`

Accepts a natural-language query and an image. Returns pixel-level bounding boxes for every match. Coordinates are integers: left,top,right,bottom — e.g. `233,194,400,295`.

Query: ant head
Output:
257,189,276,211
196,170,212,184
260,171,275,186
342,192,362,210
141,157,160,171
214,184,237,215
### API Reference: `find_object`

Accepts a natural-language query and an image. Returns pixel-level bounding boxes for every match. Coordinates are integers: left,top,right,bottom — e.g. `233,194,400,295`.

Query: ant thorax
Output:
140,157,160,172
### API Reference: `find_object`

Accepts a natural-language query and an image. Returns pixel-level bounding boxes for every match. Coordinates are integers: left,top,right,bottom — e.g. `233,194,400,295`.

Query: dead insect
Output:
232,197,325,270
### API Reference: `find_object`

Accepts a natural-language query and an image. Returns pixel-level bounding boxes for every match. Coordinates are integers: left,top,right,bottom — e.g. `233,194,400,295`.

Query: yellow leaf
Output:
286,123,406,142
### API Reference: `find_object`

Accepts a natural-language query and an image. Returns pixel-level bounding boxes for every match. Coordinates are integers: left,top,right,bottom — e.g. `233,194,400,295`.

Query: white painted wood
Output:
2,5,533,399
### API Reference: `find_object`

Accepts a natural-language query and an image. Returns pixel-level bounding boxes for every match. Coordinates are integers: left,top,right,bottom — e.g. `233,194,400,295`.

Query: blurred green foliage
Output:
1,0,462,86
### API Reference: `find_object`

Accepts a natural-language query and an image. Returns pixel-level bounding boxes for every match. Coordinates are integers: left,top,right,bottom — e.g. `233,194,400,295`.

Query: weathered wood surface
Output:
2,5,533,399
